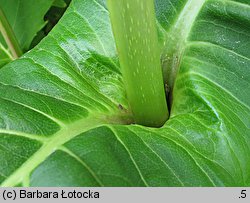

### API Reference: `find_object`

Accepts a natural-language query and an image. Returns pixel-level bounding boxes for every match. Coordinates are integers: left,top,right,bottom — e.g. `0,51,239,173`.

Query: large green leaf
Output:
0,0,56,50
0,0,62,67
0,0,249,186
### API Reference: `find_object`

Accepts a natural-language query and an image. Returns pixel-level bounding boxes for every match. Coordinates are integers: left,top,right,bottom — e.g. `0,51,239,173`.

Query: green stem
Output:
108,0,169,127
0,8,22,59
161,0,206,103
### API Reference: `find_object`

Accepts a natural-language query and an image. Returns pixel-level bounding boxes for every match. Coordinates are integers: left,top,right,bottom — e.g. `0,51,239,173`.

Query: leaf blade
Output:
0,0,249,186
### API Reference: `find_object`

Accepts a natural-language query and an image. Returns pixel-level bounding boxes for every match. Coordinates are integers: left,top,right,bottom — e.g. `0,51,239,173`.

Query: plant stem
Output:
107,0,169,127
0,8,22,59
161,0,205,105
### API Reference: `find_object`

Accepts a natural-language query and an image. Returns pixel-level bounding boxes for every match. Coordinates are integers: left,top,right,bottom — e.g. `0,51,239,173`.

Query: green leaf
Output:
0,0,55,50
0,0,249,186
30,0,71,49
0,0,57,66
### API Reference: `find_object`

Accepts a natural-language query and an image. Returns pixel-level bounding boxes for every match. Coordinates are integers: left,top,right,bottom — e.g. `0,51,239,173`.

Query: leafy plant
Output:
0,0,68,67
30,0,71,49
0,0,249,186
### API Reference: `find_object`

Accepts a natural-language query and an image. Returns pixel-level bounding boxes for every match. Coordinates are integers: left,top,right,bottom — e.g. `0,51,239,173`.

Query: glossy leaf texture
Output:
0,0,249,186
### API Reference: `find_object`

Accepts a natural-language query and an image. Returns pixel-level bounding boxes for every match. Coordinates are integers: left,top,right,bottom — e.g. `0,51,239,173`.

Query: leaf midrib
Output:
1,116,104,186
1,0,209,186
